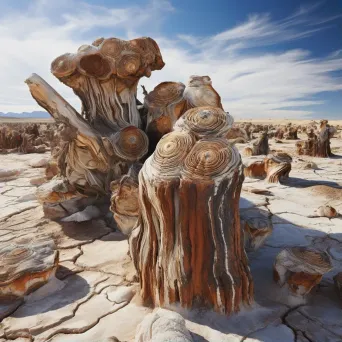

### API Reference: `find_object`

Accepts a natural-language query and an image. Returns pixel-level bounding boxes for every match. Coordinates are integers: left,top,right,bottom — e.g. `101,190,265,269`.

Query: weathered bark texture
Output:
26,73,148,194
51,37,164,129
274,247,332,298
110,164,141,235
296,120,333,158
0,236,58,298
130,107,253,314
144,76,223,150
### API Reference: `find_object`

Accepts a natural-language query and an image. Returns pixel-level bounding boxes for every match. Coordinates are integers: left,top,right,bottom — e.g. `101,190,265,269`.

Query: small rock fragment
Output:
274,247,332,299
0,236,58,298
135,308,193,342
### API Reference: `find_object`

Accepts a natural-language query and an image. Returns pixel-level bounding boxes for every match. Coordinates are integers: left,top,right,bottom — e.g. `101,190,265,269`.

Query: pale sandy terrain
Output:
0,117,53,124
235,118,342,126
0,131,341,341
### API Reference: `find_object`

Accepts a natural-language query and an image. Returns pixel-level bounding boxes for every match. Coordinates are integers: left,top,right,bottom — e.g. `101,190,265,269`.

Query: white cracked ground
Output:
0,132,342,342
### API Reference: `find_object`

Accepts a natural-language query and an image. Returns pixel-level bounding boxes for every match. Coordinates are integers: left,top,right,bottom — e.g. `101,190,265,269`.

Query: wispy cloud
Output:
0,0,341,118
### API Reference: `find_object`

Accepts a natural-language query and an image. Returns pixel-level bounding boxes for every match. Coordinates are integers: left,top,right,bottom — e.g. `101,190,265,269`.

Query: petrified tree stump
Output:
243,132,269,156
274,247,332,299
296,120,334,158
0,236,58,298
130,107,253,314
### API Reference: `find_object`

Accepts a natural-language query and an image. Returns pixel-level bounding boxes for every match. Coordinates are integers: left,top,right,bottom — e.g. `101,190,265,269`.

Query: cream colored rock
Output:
135,308,193,342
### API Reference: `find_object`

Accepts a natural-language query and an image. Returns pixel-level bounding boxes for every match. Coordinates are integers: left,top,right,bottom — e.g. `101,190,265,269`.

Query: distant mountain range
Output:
0,111,50,119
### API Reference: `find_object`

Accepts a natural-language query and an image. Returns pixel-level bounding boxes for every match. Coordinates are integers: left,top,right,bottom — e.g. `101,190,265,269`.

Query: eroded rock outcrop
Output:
0,236,58,298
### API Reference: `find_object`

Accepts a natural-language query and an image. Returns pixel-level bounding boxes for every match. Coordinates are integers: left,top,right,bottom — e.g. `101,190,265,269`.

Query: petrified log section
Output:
243,152,292,184
26,73,148,194
296,120,334,158
144,75,223,151
274,247,332,299
130,107,253,314
0,236,58,298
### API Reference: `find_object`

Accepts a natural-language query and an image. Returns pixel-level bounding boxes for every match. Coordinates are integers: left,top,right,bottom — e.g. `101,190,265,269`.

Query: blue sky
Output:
0,0,341,118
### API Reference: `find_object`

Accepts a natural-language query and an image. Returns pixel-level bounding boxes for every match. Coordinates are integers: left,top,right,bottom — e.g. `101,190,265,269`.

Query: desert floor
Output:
0,131,342,341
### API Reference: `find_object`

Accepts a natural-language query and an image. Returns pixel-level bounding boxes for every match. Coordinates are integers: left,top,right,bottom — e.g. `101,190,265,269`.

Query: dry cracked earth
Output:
0,134,342,342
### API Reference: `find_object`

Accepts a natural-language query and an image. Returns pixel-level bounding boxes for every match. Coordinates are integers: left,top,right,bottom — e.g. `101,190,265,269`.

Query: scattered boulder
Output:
0,236,58,298
274,247,332,299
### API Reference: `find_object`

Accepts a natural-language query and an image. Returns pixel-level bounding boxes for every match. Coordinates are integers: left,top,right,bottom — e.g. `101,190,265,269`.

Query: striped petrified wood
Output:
130,106,253,314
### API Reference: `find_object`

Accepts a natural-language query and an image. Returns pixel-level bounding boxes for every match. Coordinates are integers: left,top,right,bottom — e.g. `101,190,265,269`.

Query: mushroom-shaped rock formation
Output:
51,37,164,128
264,153,292,183
135,308,193,342
110,164,141,235
26,71,149,195
241,215,273,251
0,236,58,298
143,76,223,150
273,247,332,299
130,107,253,314
296,120,333,158
334,272,342,301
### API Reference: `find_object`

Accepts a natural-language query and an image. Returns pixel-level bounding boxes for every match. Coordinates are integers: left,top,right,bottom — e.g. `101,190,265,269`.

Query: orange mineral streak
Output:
287,272,322,294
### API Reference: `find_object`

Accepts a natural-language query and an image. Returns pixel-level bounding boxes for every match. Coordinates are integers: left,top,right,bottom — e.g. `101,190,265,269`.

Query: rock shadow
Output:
12,272,90,318
183,196,342,339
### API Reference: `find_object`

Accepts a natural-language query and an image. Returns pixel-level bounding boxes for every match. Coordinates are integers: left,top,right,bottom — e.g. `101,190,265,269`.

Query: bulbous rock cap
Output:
145,82,186,109
51,37,165,81
275,247,332,275
0,236,58,297
174,106,234,138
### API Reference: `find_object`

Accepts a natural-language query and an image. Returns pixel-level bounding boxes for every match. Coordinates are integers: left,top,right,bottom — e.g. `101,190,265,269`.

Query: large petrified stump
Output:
274,247,332,299
130,106,253,314
0,236,58,298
